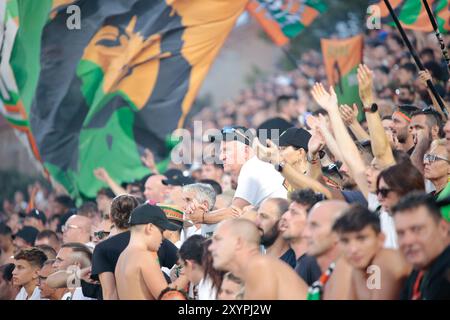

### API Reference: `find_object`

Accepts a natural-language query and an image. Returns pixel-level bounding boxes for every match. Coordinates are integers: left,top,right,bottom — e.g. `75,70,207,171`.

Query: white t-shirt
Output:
197,277,217,300
61,287,96,300
15,286,41,300
201,223,218,238
234,156,287,206
180,225,202,243
368,193,398,249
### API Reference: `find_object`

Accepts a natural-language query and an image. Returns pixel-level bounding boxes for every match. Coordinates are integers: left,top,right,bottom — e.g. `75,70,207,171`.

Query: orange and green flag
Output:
321,35,364,120
247,0,328,46
0,0,248,200
369,0,449,34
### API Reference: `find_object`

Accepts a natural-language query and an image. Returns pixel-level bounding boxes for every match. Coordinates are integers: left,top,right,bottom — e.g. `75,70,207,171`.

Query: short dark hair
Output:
14,247,47,268
77,202,99,218
399,62,417,74
110,195,140,230
392,192,442,223
0,223,12,237
55,195,75,209
377,162,425,196
333,204,381,234
199,179,223,195
0,263,15,282
97,188,115,199
411,108,444,137
35,244,57,260
276,95,297,113
267,198,290,218
179,235,205,265
392,149,413,165
290,189,324,211
420,47,435,58
36,229,59,243
61,242,92,263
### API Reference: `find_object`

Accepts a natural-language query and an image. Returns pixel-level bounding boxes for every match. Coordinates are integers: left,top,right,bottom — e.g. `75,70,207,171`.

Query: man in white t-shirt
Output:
185,126,287,225
13,247,47,300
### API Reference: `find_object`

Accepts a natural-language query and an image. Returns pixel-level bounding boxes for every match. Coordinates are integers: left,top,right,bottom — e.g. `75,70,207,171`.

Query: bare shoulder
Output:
373,249,411,274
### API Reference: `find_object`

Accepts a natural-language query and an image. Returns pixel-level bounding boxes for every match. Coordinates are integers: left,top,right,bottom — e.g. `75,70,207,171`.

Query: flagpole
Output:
383,0,447,117
421,0,450,73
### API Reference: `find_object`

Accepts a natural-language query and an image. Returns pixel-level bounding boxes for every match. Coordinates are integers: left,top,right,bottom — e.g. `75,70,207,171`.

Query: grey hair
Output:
183,183,216,211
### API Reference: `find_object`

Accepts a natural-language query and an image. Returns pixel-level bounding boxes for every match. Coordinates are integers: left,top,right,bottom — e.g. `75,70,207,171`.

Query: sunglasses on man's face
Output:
376,188,394,198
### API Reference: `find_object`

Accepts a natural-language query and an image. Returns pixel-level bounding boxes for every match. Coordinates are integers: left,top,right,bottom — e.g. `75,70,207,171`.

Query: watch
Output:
363,103,378,113
274,161,286,173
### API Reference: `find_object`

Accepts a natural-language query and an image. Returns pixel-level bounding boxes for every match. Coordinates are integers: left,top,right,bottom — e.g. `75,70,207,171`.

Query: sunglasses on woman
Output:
376,188,394,198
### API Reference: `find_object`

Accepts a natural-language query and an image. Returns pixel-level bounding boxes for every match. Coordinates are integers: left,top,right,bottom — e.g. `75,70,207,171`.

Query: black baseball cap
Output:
162,169,195,186
26,208,47,225
278,127,311,151
14,226,39,245
129,204,181,231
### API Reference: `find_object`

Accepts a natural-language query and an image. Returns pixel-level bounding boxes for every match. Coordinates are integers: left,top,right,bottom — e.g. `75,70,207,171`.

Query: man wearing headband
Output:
391,105,419,155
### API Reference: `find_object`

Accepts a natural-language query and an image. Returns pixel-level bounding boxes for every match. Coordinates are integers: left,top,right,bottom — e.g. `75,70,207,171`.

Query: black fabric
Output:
280,248,297,269
342,190,368,207
81,280,103,300
295,254,322,286
91,231,178,281
401,245,450,300
129,204,180,231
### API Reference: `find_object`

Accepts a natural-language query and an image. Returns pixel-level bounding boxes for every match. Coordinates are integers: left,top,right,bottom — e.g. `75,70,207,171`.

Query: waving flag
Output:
369,0,449,33
0,0,247,200
321,35,364,120
247,0,328,46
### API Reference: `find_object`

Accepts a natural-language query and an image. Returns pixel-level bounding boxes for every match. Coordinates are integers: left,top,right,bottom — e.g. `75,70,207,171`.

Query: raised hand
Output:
310,83,338,111
357,64,374,106
93,167,110,183
141,148,158,173
308,128,325,156
252,137,282,165
339,104,358,126
418,70,432,85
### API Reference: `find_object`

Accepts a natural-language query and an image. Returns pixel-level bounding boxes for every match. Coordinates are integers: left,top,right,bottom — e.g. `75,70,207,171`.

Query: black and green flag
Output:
0,0,248,199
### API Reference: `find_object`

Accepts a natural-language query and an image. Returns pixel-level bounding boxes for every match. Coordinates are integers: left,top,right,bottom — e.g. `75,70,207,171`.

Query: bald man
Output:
302,200,353,300
143,175,169,204
62,215,94,250
209,219,308,300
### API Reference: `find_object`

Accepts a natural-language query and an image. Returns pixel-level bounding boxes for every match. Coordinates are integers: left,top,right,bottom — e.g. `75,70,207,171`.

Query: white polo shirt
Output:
234,156,287,206
15,286,41,300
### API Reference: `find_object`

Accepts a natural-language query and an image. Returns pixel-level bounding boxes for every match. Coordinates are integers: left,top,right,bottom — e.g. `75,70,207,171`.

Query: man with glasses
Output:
187,126,287,225
62,215,95,250
115,204,184,300
37,259,65,300
423,139,450,198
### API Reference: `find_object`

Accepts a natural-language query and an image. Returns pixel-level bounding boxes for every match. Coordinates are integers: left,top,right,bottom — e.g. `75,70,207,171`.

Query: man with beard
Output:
281,189,322,285
391,105,418,155
409,108,443,174
255,198,296,268
209,219,308,299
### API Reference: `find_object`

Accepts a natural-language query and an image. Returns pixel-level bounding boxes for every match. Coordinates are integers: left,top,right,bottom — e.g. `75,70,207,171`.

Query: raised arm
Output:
311,83,369,198
358,64,395,167
340,103,370,142
418,70,448,121
93,168,127,196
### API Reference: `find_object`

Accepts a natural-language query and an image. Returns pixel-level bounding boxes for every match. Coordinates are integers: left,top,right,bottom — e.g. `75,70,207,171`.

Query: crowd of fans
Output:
0,26,449,300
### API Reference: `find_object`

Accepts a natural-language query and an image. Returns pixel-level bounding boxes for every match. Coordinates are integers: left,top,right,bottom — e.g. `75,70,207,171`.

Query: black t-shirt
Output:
401,245,450,300
342,190,368,207
280,248,297,269
91,231,178,281
295,254,322,286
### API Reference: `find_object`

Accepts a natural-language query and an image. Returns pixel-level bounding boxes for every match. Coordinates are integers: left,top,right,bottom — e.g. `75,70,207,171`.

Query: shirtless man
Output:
209,218,308,299
332,205,411,299
303,200,353,300
115,204,181,300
